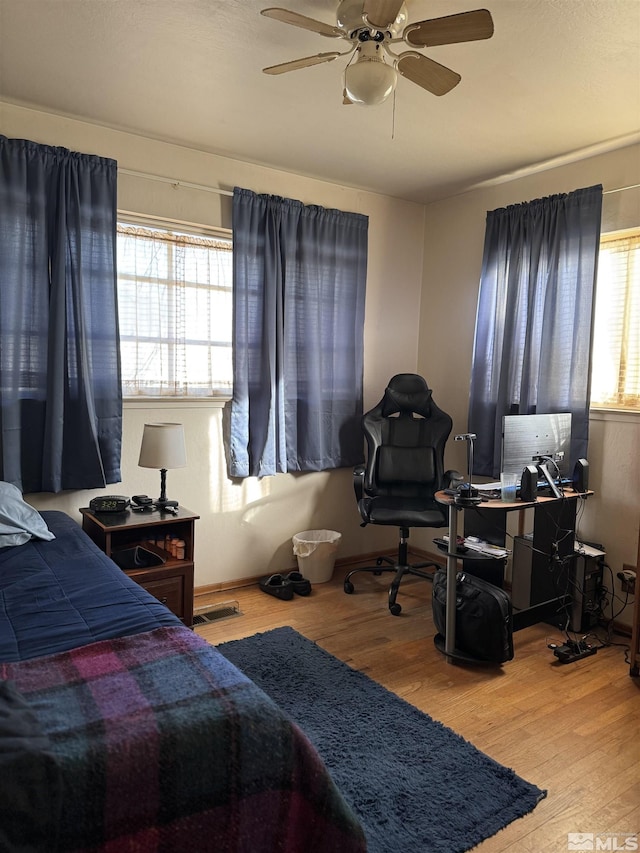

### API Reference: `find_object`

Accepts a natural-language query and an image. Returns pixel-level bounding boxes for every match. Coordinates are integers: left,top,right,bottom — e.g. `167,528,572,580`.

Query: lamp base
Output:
154,500,178,515
156,498,179,508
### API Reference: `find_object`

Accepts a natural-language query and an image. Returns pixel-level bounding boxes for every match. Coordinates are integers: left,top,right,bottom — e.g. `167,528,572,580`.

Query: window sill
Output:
124,397,230,409
589,407,640,423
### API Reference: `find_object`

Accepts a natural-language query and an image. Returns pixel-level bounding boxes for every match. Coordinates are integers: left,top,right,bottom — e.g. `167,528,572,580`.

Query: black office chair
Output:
344,374,462,615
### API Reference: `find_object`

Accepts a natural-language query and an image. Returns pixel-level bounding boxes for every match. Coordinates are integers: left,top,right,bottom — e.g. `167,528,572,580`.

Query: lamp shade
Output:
138,423,187,470
344,44,397,106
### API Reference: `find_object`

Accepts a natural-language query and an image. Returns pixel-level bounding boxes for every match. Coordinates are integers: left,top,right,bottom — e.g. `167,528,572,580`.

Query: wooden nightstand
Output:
80,505,199,627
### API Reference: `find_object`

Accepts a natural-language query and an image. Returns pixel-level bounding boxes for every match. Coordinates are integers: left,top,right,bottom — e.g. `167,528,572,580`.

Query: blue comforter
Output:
0,511,181,662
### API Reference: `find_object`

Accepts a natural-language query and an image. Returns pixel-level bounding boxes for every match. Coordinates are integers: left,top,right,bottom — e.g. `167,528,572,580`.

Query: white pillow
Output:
0,483,55,548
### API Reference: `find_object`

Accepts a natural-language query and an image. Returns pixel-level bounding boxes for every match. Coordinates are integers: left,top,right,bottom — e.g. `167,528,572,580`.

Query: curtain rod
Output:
119,167,639,199
118,168,233,197
604,183,640,195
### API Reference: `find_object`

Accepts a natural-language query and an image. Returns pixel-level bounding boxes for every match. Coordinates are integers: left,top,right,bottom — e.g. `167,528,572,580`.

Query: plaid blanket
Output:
1,626,366,853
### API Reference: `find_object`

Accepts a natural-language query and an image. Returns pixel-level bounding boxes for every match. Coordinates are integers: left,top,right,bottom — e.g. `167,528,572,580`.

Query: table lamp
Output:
138,422,187,508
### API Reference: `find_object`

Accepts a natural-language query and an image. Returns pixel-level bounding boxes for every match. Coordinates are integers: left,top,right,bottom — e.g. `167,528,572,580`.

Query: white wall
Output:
1,100,426,590
415,143,640,628
3,101,638,627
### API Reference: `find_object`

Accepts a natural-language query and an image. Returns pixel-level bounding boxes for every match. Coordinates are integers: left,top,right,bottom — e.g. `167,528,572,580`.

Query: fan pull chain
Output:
391,87,397,140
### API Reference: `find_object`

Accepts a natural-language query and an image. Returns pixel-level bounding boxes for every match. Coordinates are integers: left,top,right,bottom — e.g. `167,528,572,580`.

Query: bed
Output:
0,507,366,853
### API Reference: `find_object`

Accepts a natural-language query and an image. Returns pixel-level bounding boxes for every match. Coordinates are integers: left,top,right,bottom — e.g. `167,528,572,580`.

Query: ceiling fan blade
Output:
363,0,405,30
405,9,494,47
261,8,344,38
263,52,342,75
397,53,461,96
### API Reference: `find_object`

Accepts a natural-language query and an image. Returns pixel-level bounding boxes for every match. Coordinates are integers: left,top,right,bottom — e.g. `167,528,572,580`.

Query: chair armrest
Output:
353,465,365,502
444,469,465,490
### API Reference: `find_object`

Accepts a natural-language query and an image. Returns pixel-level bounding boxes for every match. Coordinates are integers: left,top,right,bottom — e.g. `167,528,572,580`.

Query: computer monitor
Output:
501,413,572,480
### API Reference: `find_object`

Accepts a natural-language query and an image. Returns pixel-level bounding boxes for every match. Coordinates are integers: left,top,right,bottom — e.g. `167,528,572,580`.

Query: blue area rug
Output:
219,626,546,853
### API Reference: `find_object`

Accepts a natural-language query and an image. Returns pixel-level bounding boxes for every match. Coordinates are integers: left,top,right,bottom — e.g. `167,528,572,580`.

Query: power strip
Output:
548,640,597,664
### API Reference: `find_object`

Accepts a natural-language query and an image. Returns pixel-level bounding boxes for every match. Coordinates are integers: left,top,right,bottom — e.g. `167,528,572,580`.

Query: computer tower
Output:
570,544,605,632
512,536,604,631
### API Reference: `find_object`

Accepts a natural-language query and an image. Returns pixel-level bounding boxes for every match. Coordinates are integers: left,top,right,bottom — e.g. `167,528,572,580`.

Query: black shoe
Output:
259,573,294,600
285,571,312,596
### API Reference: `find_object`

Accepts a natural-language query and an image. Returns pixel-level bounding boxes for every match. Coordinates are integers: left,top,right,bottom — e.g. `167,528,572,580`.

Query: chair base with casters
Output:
344,526,441,615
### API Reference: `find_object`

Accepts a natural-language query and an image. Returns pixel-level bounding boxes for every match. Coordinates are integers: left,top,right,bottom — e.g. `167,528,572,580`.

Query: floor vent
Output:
192,600,241,625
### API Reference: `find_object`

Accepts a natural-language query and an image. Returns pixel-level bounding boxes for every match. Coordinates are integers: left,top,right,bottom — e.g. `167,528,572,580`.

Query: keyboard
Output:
535,476,572,491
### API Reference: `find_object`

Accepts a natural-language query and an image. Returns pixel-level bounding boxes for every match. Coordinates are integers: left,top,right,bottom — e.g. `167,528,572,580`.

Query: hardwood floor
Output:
194,564,640,852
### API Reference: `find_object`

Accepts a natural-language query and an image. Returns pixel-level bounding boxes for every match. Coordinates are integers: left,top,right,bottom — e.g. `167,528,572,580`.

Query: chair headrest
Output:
381,374,432,418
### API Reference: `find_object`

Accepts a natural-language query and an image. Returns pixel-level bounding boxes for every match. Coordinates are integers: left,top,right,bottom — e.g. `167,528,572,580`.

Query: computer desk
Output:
434,488,592,662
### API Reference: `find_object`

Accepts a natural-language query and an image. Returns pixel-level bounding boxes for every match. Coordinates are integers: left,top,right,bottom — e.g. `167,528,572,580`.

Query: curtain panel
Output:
468,184,603,478
0,136,121,493
229,188,368,478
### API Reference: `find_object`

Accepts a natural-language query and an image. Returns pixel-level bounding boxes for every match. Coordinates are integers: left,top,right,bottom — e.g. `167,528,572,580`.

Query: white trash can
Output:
292,529,342,583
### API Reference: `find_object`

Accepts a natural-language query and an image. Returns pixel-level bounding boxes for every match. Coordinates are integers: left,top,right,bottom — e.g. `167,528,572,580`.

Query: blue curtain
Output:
229,188,368,477
468,185,603,477
0,136,122,493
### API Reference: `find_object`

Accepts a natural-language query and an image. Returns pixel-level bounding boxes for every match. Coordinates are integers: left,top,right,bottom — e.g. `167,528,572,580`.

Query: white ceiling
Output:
0,0,639,204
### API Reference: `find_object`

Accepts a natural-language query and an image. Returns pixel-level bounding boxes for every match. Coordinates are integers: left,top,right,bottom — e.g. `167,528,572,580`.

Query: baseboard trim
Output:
194,547,445,598
607,619,632,638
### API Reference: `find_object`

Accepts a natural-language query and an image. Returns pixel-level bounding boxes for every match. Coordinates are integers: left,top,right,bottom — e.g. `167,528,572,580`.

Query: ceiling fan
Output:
260,1,494,106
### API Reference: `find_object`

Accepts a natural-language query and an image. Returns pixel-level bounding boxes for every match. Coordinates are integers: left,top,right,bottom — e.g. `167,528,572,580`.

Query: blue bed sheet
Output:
0,511,182,662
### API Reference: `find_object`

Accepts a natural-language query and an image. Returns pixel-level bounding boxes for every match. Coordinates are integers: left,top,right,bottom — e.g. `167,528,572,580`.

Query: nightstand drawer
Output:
135,574,185,618
125,562,194,622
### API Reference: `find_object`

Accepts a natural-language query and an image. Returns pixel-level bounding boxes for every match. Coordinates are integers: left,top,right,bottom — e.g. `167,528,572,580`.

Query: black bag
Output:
432,569,514,663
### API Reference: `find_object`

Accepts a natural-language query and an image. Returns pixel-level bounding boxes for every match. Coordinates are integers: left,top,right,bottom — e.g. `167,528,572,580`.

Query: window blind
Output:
591,230,640,409
117,223,232,398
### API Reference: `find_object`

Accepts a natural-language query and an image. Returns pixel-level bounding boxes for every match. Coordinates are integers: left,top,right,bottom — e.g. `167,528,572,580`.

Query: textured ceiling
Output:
0,0,638,203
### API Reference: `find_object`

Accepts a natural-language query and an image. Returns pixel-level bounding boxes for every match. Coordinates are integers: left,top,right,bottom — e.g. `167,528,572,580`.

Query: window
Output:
591,229,640,410
117,221,232,398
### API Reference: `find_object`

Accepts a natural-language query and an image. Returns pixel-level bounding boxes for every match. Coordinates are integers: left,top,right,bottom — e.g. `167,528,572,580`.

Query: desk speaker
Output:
519,464,539,501
572,458,589,492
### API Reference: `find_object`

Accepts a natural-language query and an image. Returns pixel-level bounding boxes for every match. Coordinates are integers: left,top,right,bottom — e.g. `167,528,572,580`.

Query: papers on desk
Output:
442,534,510,559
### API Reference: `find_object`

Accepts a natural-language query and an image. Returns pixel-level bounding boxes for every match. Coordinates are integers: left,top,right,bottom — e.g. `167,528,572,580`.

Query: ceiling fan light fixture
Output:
344,47,397,105
260,3,495,105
